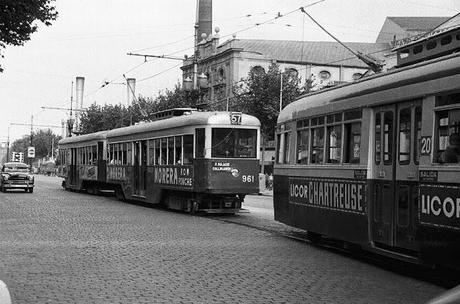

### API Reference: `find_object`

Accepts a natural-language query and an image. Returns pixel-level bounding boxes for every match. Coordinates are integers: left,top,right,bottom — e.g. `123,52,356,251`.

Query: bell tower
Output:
195,0,212,44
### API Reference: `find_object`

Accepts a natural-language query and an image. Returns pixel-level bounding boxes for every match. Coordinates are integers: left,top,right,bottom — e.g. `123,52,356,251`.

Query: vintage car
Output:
0,162,34,193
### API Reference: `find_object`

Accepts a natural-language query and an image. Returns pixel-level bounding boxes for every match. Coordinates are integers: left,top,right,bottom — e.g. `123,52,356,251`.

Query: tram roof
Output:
58,130,108,147
106,111,260,139
278,52,460,124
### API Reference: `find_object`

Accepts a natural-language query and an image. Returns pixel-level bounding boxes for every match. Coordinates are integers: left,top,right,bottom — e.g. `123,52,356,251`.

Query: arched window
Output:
285,68,298,79
352,73,363,80
319,70,331,80
251,66,265,76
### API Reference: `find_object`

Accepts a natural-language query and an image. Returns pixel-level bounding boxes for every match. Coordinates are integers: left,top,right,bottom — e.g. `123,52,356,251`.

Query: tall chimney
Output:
74,76,85,133
196,0,212,43
126,78,136,106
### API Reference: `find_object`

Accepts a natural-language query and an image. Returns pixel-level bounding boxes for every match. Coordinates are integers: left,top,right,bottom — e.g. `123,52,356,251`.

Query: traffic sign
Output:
27,147,35,158
11,152,24,162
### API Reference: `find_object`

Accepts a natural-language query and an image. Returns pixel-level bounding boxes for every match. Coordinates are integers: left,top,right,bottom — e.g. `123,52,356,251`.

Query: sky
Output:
0,0,458,142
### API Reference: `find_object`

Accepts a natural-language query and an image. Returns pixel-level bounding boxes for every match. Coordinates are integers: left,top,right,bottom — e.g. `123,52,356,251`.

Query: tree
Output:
79,83,198,134
0,0,58,72
232,63,305,142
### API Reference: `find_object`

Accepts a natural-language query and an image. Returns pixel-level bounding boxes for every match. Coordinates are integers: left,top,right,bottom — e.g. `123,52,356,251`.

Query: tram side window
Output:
154,139,161,165
297,129,309,164
344,122,361,164
161,138,168,164
127,142,132,165
399,108,411,164
195,128,205,158
276,132,291,164
148,140,155,165
414,106,422,165
383,111,393,164
183,135,193,164
311,127,324,164
175,136,182,164
121,143,127,165
375,113,381,164
327,125,342,163
436,109,460,164
168,137,174,165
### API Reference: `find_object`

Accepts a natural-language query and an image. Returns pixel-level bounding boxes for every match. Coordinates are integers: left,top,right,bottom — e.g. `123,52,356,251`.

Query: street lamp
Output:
183,76,193,92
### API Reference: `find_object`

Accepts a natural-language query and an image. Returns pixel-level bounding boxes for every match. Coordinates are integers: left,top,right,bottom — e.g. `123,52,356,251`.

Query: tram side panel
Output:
274,170,369,245
417,175,460,270
194,159,259,194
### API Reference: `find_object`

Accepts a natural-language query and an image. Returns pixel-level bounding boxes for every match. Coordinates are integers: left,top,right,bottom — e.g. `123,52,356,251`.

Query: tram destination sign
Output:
420,184,460,230
289,177,366,215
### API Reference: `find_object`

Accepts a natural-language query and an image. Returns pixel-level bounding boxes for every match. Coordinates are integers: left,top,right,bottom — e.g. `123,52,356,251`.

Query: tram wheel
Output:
115,187,126,201
188,200,199,215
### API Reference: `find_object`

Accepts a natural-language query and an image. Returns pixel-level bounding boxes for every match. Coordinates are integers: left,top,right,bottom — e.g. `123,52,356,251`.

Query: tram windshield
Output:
211,128,257,158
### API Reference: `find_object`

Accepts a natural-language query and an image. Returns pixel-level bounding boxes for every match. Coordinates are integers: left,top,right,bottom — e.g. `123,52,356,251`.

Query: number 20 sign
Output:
420,136,432,156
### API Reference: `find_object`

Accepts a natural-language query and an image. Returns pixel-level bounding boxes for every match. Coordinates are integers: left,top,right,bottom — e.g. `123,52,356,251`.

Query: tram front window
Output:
211,128,257,158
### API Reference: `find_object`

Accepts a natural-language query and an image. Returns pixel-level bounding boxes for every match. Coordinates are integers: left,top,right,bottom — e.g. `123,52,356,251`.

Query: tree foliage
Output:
0,0,58,72
232,63,307,141
79,83,200,134
10,129,61,160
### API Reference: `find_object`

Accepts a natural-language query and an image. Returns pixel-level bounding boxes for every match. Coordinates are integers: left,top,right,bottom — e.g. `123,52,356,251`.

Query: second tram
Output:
58,109,261,213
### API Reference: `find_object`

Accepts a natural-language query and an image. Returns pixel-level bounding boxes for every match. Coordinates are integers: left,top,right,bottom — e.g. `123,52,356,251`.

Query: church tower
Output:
195,0,212,43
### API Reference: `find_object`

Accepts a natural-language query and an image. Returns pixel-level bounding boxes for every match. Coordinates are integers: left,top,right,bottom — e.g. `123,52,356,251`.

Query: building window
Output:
319,70,331,80
251,66,265,76
352,73,363,80
285,68,298,79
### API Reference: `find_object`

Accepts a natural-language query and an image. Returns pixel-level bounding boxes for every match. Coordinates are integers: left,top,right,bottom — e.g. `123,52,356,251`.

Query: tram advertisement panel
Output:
78,165,97,180
420,184,460,230
107,166,131,181
289,177,366,214
153,165,193,188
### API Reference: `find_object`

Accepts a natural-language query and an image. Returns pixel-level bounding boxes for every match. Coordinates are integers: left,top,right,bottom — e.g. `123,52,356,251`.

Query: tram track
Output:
205,213,460,289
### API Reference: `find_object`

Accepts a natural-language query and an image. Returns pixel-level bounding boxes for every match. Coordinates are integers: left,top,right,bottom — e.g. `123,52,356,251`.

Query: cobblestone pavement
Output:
0,175,446,304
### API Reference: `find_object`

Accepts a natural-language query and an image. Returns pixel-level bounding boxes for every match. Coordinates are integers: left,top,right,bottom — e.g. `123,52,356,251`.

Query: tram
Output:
274,28,460,269
58,109,261,213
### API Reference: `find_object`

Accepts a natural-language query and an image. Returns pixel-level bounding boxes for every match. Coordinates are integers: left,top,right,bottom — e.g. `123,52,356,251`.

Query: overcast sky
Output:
0,0,458,141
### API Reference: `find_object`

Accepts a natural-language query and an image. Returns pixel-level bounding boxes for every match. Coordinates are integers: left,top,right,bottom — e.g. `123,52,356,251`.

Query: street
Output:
0,175,446,304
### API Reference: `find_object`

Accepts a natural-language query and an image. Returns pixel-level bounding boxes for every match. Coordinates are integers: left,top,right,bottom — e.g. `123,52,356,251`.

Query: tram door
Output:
372,101,421,252
69,148,78,186
133,141,147,196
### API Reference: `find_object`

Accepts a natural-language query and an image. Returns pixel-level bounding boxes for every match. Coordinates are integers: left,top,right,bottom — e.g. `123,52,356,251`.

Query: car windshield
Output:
3,164,29,173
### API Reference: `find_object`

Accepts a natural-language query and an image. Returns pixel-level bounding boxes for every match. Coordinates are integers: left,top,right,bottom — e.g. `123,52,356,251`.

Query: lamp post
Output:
197,73,208,109
183,73,208,108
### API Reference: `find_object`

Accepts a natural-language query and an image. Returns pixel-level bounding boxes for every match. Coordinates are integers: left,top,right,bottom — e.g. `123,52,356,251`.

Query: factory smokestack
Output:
74,76,85,133
196,0,212,42
126,78,136,106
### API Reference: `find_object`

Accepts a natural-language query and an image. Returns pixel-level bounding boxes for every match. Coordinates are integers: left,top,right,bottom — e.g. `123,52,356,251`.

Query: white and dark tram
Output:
58,109,261,213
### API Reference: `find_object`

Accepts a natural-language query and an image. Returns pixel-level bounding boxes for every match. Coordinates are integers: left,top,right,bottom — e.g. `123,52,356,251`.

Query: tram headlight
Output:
231,168,240,177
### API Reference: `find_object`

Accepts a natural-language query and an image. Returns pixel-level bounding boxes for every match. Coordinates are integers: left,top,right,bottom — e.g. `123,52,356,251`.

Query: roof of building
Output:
224,39,389,68
388,16,450,31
